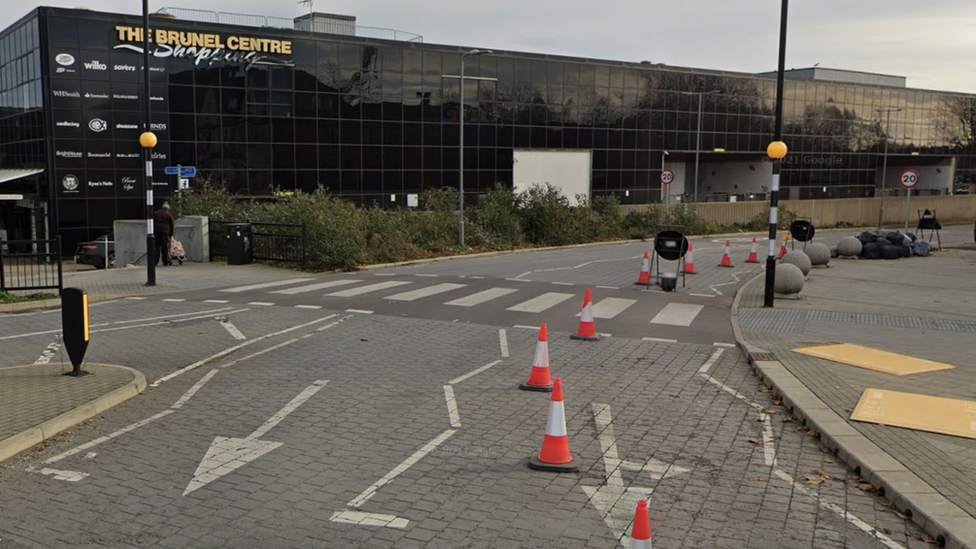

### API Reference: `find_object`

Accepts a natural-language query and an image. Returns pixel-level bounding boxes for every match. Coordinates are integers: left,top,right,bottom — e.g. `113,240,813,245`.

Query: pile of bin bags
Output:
853,230,931,259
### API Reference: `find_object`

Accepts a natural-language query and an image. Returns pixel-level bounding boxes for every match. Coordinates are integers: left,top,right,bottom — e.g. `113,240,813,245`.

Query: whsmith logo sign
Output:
113,26,293,68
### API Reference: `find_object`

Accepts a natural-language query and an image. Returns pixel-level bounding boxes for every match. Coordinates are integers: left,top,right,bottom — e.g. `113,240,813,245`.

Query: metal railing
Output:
0,237,63,294
210,221,307,265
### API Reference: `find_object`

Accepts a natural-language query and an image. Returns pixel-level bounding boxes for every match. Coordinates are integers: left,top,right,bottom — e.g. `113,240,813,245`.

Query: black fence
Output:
209,221,307,265
0,237,63,294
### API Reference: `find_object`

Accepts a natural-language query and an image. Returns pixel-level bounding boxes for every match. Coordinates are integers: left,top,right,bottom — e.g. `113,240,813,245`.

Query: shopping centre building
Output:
2,6,975,251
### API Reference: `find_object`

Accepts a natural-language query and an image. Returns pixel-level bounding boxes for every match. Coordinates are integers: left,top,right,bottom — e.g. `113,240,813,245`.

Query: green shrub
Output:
623,206,664,239
472,183,523,247
518,184,592,246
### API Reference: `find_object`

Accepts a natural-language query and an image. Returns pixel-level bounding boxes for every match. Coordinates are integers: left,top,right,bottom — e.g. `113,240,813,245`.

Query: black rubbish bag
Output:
914,240,932,257
863,242,883,259
858,231,877,246
881,245,903,260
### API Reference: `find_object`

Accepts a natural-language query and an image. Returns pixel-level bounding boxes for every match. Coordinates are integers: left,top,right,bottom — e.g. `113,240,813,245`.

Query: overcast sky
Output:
3,0,975,93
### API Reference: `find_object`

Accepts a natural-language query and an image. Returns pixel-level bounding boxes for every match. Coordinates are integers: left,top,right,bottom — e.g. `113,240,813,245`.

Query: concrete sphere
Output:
806,242,831,266
774,263,805,295
781,250,812,276
837,237,863,258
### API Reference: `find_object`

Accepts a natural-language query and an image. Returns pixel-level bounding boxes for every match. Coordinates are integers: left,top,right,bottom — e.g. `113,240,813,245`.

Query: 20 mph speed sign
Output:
900,169,920,188
661,170,674,185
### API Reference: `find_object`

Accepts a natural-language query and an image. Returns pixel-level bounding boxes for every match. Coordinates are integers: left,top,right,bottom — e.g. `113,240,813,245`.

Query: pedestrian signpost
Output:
901,169,919,232
165,166,196,193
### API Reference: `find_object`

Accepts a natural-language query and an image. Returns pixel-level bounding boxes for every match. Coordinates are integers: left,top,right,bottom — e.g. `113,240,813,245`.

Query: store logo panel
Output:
89,118,108,133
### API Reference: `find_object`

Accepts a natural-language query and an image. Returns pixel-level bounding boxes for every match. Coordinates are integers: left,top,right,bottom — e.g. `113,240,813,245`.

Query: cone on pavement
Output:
630,500,652,549
570,288,601,341
778,234,789,260
528,378,579,472
746,237,760,263
634,252,651,285
719,240,734,267
519,324,554,392
683,243,697,274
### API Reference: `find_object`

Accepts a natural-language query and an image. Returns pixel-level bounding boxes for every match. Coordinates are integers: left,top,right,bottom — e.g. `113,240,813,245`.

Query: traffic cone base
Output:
528,378,579,473
570,332,601,341
519,381,553,392
529,453,579,472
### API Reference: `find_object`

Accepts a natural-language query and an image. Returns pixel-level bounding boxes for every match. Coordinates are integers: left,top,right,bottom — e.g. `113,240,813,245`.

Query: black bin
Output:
226,223,253,265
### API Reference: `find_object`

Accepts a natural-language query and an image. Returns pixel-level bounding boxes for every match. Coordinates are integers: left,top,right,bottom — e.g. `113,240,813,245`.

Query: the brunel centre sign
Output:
113,26,294,68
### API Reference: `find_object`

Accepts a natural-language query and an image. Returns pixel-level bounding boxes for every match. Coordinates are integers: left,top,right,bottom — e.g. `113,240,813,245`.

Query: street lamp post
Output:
458,48,492,248
142,0,156,286
763,0,789,308
877,107,902,229
680,90,718,211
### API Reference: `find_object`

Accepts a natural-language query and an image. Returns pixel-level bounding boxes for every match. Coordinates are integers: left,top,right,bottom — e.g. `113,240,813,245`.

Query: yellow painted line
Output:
852,388,976,440
793,343,954,376
83,293,90,341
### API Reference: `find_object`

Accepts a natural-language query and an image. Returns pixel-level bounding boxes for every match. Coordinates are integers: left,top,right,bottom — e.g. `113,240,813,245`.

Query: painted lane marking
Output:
330,511,409,529
689,293,715,298
448,359,503,386
270,279,360,295
247,302,274,306
295,304,323,310
38,469,89,482
33,340,61,365
513,325,539,331
505,277,533,282
94,310,250,336
219,278,314,293
596,285,619,290
346,309,373,314
499,329,509,358
414,273,439,277
0,325,106,341
385,283,467,302
506,292,574,313
444,288,518,307
373,273,396,276
162,298,186,302
44,410,176,465
327,281,411,297
577,298,637,319
218,318,246,340
713,342,736,348
552,281,574,286
124,297,146,300
642,337,677,343
650,303,704,327
443,385,461,428
348,429,456,508
697,349,725,375
220,338,300,369
204,299,229,304
761,415,777,468
171,369,220,410
113,307,235,324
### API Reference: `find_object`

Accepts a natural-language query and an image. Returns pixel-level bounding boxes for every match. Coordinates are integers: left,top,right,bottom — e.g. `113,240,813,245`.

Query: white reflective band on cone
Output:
631,538,652,549
581,303,594,323
545,401,567,437
533,341,549,369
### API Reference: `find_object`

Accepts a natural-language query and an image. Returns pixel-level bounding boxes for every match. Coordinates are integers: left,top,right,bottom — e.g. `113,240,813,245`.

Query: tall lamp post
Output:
876,107,902,229
458,48,492,248
680,90,719,211
763,0,789,308
142,0,156,286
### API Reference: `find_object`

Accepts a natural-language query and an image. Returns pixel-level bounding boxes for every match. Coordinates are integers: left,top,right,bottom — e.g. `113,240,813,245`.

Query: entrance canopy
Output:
0,168,43,185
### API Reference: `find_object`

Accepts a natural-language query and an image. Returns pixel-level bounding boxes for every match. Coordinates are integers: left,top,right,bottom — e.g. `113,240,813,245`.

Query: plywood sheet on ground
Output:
852,389,976,440
792,343,955,375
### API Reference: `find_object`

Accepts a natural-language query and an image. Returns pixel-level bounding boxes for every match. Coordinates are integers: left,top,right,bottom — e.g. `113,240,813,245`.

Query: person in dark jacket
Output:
152,201,176,266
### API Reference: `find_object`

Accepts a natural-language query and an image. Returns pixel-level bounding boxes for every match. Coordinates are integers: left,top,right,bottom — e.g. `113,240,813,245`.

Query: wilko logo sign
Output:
89,119,108,132
56,53,75,66
62,174,79,192
83,60,108,70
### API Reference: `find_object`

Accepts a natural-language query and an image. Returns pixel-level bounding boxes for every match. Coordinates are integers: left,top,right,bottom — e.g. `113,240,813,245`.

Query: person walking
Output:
153,201,176,266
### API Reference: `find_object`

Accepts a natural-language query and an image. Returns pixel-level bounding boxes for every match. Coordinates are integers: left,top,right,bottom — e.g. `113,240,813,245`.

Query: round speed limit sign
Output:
900,169,920,188
661,169,674,185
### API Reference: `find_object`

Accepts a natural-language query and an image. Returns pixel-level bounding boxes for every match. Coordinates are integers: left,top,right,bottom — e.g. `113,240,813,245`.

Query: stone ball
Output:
837,237,863,258
774,263,805,295
781,250,812,276
805,242,831,267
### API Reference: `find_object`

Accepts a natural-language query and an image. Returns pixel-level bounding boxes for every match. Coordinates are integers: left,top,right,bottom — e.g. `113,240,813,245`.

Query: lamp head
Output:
767,141,787,160
139,131,158,149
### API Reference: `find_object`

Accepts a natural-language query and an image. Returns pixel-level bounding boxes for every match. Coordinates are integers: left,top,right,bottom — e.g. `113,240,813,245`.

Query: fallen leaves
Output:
359,337,369,342
747,438,762,445
806,476,826,485
782,416,797,423
811,469,831,479
857,482,876,492
748,477,764,482
807,469,831,485
823,457,834,464
906,531,938,544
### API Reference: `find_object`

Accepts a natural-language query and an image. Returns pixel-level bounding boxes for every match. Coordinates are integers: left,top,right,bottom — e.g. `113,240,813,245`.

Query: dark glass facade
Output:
4,7,976,252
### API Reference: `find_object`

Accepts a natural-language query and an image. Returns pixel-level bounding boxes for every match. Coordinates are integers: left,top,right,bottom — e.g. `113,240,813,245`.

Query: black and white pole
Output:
763,0,789,308
141,0,156,286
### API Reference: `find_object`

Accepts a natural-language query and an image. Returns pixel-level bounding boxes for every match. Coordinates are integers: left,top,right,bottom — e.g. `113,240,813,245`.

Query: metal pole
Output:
661,151,667,207
878,109,892,229
143,0,156,285
693,92,703,211
459,55,465,248
905,188,911,232
764,0,788,308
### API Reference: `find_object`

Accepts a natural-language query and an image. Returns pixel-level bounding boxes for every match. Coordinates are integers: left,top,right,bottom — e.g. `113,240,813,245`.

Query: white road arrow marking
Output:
583,403,691,547
184,380,329,496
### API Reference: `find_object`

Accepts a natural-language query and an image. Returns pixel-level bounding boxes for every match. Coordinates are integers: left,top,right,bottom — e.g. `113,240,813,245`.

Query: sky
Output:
3,0,975,94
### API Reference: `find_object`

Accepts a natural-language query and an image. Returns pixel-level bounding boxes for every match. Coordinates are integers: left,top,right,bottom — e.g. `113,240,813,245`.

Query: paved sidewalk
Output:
732,246,976,549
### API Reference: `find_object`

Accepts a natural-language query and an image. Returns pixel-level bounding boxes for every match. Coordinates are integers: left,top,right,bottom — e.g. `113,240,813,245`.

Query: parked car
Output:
75,235,114,269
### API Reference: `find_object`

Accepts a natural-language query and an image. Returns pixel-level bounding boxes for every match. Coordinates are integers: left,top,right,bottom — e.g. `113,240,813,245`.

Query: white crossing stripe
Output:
576,297,637,319
162,298,186,302
327,281,411,297
219,278,314,293
506,292,574,313
270,279,361,295
204,299,229,304
650,303,704,327
444,287,518,307
295,304,323,310
386,283,466,302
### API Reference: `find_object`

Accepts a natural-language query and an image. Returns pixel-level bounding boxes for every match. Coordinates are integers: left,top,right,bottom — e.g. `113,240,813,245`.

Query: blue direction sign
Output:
164,166,179,175
164,166,197,178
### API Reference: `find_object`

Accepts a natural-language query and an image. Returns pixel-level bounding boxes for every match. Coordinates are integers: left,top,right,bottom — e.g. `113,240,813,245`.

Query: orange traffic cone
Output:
746,237,760,263
683,243,697,274
634,252,651,286
719,240,733,267
778,234,789,260
520,324,554,392
528,378,579,472
570,288,601,341
630,500,652,549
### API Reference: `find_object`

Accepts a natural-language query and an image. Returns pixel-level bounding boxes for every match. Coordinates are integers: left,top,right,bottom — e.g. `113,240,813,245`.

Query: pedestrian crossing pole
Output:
764,0,789,308
141,0,156,286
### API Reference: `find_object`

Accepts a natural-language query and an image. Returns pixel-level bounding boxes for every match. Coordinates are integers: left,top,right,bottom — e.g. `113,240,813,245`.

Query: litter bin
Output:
226,223,253,265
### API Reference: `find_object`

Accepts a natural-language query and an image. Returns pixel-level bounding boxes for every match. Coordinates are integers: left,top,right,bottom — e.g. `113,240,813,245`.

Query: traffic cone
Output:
570,288,601,341
634,252,651,286
719,240,733,267
683,243,697,274
746,238,760,263
528,378,579,472
630,500,652,549
778,234,789,260
519,324,554,392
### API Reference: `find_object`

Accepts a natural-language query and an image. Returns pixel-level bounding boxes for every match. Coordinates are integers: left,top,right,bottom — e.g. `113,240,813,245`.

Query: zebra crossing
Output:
210,276,710,327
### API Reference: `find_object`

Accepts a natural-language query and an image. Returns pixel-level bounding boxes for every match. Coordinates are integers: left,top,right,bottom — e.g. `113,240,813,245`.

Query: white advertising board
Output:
513,150,592,206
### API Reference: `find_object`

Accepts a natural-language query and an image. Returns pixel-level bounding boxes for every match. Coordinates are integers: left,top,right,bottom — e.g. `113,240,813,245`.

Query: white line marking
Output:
171,369,220,409
415,273,439,277
552,281,574,286
124,297,146,300
697,349,725,374
250,380,329,440
513,325,539,331
218,319,247,340
94,310,250,336
444,288,517,307
708,285,724,296
689,293,716,298
505,277,533,282
219,278,314,293
295,304,323,309
161,298,186,302
575,261,593,268
713,342,736,348
0,326,95,341
701,375,764,411
0,308,245,341
642,337,677,343
327,281,411,297
204,299,229,303
346,309,373,314
114,307,235,324
33,340,61,365
330,511,409,529
443,385,461,428
596,285,619,290
385,283,466,302
38,468,89,482
470,276,485,279
373,273,396,276
270,279,360,295
449,360,503,385
348,429,456,508
247,302,274,306
506,292,574,313
761,416,777,468
499,329,509,358
578,297,637,319
514,271,533,279
220,338,300,369
650,303,704,327
44,410,176,464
